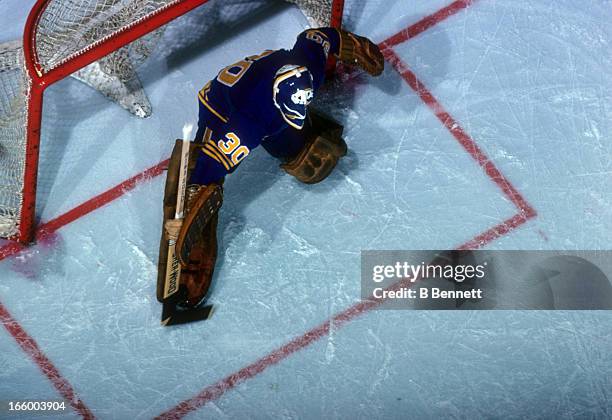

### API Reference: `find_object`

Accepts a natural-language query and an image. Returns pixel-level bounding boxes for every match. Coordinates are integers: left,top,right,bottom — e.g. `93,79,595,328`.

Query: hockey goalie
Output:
157,27,384,325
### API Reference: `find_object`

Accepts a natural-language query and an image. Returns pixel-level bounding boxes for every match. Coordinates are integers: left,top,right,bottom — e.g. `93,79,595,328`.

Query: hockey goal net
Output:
0,0,344,243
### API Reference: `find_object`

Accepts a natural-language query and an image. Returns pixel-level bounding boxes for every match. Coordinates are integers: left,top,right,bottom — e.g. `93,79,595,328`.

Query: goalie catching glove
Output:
336,29,384,76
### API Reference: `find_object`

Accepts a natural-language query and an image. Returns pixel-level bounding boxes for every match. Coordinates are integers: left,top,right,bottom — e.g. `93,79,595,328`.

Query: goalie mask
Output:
273,65,314,130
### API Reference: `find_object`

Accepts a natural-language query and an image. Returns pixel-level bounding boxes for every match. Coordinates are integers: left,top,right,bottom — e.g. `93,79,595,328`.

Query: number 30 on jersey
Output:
218,132,249,165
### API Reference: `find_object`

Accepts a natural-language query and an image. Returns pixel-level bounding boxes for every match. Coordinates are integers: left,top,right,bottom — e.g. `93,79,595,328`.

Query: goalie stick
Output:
161,125,213,326
161,299,214,326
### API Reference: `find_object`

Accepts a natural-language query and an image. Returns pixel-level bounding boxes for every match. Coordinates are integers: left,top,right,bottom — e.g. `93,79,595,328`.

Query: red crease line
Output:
381,0,475,48
155,297,380,420
0,159,169,262
0,241,23,262
37,159,169,239
382,48,536,218
0,160,169,419
3,2,538,419
157,2,538,416
457,213,535,250
155,210,532,419
0,302,95,419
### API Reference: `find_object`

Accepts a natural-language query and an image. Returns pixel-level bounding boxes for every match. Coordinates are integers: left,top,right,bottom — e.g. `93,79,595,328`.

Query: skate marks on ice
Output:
0,0,611,419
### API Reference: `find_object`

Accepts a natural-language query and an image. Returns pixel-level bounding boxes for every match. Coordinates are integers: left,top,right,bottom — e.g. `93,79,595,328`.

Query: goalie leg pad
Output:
156,140,212,303
176,184,223,267
168,184,222,308
281,111,347,184
177,212,219,307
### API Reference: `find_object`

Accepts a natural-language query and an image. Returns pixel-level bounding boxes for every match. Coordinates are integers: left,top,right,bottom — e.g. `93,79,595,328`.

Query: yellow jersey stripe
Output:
204,141,234,166
198,92,229,123
202,148,231,171
205,141,233,166
313,29,328,39
204,143,232,171
204,143,230,167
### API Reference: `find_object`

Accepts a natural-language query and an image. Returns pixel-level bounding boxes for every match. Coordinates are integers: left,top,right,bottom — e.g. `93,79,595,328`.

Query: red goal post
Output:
10,0,344,244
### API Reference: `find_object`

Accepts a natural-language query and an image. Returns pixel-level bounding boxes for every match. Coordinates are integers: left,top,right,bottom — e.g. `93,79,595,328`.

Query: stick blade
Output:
161,303,214,326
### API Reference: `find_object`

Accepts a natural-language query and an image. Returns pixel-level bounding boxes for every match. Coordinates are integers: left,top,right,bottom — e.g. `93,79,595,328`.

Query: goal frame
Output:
15,0,344,244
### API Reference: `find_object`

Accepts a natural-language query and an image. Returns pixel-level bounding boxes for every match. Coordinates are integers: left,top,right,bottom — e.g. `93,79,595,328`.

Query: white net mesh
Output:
286,0,333,27
0,0,337,240
38,0,334,119
0,41,28,238
35,0,173,118
34,0,175,72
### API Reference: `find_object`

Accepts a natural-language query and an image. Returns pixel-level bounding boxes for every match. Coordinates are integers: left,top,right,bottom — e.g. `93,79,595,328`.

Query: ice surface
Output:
0,0,611,419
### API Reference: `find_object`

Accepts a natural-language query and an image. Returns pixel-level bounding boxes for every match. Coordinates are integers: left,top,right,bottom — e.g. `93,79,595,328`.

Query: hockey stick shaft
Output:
163,130,192,300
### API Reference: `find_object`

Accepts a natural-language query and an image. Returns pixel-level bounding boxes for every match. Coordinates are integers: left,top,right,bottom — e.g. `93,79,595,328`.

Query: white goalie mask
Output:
272,64,314,130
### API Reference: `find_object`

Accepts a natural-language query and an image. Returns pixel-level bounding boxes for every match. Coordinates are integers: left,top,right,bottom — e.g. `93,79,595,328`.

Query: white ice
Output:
0,0,611,419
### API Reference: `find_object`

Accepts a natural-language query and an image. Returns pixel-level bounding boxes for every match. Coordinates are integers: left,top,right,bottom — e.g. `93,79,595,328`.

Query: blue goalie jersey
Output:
190,27,341,185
